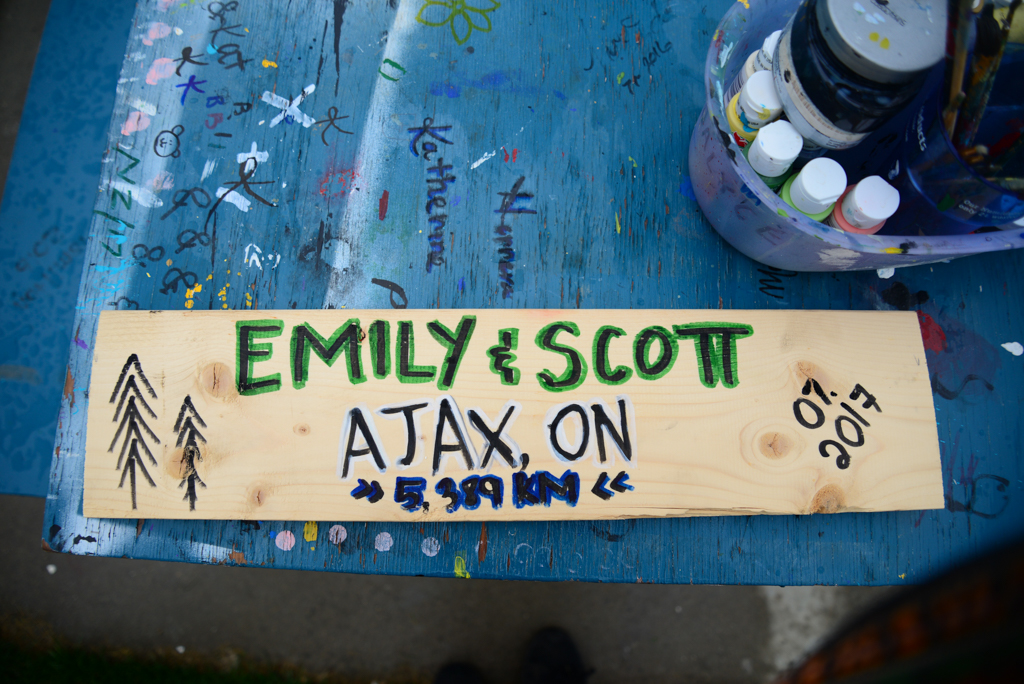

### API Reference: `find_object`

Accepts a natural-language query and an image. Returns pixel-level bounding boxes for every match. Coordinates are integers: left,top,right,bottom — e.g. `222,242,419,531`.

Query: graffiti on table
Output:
416,0,501,45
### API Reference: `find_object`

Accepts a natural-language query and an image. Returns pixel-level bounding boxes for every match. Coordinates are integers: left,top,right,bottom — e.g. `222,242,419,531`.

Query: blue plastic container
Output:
688,0,1024,272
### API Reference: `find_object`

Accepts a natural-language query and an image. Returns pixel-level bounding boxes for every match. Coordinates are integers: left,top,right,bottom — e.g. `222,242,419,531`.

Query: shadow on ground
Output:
2,496,891,684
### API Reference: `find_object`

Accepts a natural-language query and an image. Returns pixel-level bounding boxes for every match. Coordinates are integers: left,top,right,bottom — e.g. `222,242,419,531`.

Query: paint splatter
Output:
201,160,217,182
303,521,318,542
917,311,946,353
275,530,295,551
216,187,251,212
454,555,470,578
678,177,696,200
149,170,175,191
142,22,171,46
470,151,496,169
615,212,621,234
375,531,393,551
121,111,151,135
129,98,157,116
877,267,895,279
328,524,348,544
145,58,176,85
421,537,440,557
430,81,462,98
262,59,278,68
378,190,389,220
1001,342,1023,356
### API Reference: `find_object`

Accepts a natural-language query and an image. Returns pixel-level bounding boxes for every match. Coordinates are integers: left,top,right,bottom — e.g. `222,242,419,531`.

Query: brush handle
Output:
953,52,1004,150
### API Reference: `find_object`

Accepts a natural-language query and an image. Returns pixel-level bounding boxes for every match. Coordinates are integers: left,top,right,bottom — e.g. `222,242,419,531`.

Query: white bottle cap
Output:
755,30,782,71
747,120,803,178
841,176,900,228
741,50,759,82
790,158,847,215
738,70,783,130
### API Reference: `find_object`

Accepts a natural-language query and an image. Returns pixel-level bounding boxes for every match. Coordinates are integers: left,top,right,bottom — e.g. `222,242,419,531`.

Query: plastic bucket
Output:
688,0,1024,272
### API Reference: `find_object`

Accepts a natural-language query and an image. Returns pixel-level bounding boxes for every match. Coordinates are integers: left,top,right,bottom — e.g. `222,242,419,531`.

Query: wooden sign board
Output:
83,310,943,521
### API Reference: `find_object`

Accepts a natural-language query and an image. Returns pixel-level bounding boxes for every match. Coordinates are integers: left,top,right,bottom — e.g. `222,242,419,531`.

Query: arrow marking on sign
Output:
591,471,633,500
591,472,614,500
351,479,384,503
610,471,633,493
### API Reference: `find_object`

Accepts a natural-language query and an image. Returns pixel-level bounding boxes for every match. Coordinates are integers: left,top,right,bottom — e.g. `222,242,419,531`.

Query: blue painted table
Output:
41,0,1023,584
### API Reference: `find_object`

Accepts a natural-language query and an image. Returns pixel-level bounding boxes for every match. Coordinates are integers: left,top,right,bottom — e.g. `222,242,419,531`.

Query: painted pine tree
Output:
173,395,207,511
109,354,160,509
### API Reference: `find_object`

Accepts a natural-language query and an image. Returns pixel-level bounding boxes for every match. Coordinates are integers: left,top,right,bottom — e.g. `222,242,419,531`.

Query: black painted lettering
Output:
340,407,388,479
432,397,475,475
379,401,430,467
547,403,590,461
591,399,633,464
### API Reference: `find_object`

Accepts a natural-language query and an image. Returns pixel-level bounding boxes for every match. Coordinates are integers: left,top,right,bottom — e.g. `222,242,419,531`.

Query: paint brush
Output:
954,4,1006,149
944,0,975,136
986,130,1024,175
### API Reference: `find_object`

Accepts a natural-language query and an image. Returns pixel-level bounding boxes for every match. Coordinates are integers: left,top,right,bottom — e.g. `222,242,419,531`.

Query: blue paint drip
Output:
457,277,465,292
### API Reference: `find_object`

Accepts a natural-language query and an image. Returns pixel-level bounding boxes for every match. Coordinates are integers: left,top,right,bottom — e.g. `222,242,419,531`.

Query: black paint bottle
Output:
773,0,945,152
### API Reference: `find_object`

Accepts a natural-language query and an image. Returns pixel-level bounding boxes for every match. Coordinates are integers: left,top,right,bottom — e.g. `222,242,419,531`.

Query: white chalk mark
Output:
237,142,269,165
200,159,217,181
1001,342,1023,356
375,532,394,552
215,187,251,212
328,525,347,544
818,247,860,268
260,84,317,128
244,243,263,269
876,267,895,279
470,151,496,169
108,180,163,208
129,98,157,116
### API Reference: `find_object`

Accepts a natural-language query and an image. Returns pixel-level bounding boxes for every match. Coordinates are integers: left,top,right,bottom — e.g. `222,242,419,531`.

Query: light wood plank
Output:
83,309,943,520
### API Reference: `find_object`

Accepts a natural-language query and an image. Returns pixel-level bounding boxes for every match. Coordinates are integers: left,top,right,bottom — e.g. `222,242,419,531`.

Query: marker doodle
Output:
314,106,354,146
153,125,184,158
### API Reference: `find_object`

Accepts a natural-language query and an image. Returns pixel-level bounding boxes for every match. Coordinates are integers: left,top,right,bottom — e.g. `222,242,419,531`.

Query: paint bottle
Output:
772,0,946,151
743,120,804,189
726,30,783,101
726,70,784,147
778,157,847,221
825,175,900,234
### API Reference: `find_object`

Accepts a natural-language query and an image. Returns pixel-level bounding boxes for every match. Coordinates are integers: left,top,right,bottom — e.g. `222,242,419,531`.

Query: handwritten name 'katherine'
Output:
408,117,455,273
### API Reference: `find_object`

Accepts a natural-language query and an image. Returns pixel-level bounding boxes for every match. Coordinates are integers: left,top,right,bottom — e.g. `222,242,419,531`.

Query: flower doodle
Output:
416,0,501,45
